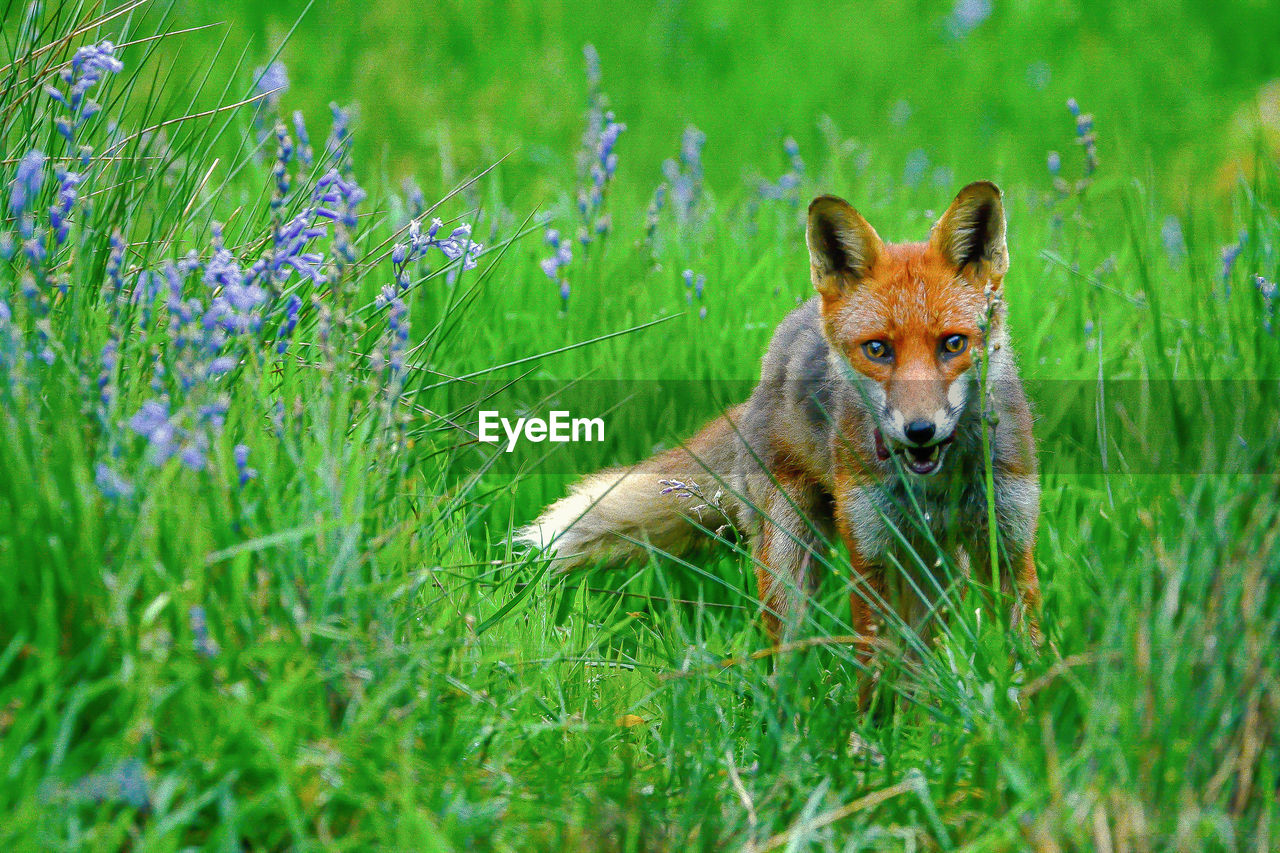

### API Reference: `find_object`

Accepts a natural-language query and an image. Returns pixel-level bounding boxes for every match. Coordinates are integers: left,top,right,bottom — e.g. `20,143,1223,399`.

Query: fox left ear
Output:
807,195,884,298
929,181,1009,282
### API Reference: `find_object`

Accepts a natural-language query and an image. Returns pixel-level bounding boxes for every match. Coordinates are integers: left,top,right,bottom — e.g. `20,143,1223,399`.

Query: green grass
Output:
1,0,1278,849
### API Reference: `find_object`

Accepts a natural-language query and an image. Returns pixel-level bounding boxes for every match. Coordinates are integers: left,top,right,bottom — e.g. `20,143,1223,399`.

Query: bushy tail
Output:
515,407,744,570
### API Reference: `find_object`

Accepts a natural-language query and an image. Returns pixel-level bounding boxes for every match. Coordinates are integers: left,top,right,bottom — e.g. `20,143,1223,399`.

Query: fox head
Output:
806,181,1010,475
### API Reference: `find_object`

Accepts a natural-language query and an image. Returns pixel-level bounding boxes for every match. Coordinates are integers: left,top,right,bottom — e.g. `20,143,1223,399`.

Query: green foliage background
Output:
1,0,1278,849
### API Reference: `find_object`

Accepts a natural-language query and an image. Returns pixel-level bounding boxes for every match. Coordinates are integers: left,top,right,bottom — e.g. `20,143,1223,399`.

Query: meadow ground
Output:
1,0,1278,849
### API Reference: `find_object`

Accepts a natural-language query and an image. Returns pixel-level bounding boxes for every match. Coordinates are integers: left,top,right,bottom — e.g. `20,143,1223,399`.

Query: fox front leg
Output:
1009,544,1043,648
833,487,889,711
998,474,1042,647
969,534,1043,648
748,473,832,640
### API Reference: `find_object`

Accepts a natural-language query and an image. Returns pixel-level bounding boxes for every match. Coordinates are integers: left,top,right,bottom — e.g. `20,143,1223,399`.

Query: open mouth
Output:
874,429,954,475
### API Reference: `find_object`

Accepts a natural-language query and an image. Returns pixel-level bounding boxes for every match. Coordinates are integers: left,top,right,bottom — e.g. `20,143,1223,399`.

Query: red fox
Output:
517,181,1041,679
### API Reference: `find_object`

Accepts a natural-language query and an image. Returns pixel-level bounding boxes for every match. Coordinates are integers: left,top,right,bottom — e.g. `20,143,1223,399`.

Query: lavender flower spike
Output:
234,444,258,487
129,400,178,465
9,150,45,216
68,42,125,91
254,61,289,107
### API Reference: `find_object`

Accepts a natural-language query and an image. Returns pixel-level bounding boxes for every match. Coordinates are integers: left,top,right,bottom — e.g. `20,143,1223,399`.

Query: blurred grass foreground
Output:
1,0,1279,849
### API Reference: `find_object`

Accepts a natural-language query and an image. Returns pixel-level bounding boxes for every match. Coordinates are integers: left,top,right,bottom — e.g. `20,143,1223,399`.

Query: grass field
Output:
2,0,1278,849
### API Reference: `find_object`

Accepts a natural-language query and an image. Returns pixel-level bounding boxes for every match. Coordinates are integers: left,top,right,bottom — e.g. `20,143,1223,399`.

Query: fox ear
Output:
807,195,884,297
929,181,1009,281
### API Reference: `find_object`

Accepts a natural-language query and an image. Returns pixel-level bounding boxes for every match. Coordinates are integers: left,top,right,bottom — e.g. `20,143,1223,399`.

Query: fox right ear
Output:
806,195,883,297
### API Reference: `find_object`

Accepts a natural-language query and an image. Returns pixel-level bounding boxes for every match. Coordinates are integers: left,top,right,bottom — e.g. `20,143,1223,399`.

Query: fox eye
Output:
862,340,892,362
941,334,968,356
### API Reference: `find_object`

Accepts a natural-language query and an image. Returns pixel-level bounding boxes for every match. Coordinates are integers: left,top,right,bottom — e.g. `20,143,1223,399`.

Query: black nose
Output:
905,420,936,445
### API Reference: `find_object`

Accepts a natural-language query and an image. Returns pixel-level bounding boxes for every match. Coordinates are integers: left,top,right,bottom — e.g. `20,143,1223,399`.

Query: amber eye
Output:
862,340,892,362
941,334,968,356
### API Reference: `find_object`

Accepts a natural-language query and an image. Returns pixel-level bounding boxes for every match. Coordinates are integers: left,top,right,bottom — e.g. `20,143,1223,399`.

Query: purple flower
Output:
72,758,149,809
756,137,805,207
946,0,992,39
106,231,125,296
276,293,301,353
0,300,22,369
1161,216,1186,266
1220,231,1247,284
1257,275,1276,333
207,355,237,376
683,269,706,306
435,225,478,264
98,338,119,405
584,111,627,232
661,126,704,229
1047,151,1061,176
402,178,424,218
49,167,83,246
293,110,313,166
201,225,271,335
387,297,409,376
890,99,913,127
644,183,666,243
271,121,294,207
129,400,170,436
45,41,123,149
189,605,219,657
567,51,626,256
399,217,482,273
313,168,365,265
1062,98,1098,177
903,149,929,188
326,102,353,173
583,44,602,90
94,462,133,499
129,400,178,464
68,42,124,92
233,443,258,487
680,126,711,171
266,212,328,285
254,61,289,107
194,399,226,431
9,150,45,217
178,434,208,471
540,232,572,282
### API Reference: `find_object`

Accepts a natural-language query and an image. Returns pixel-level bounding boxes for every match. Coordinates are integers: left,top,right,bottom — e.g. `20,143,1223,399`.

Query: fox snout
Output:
874,378,966,475
883,374,967,446
904,419,936,445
